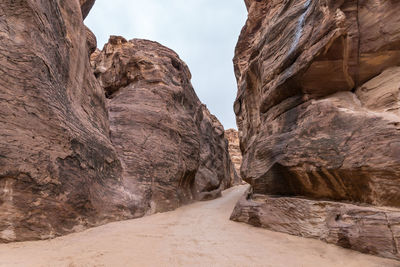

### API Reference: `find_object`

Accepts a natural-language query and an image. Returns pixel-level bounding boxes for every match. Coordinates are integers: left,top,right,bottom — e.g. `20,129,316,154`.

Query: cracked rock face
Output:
91,37,237,212
232,0,400,260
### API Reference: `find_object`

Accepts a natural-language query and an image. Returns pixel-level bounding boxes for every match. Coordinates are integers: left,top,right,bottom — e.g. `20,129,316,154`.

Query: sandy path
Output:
0,185,398,267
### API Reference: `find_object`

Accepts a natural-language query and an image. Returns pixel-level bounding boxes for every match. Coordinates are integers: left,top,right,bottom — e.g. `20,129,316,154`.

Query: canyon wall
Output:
231,0,400,260
0,0,128,243
0,1,235,242
225,129,242,183
91,37,237,212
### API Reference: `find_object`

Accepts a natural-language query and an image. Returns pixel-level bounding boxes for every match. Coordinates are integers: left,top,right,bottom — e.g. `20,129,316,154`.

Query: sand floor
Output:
0,185,398,267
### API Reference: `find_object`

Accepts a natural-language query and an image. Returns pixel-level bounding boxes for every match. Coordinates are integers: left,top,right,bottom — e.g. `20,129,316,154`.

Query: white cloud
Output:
85,0,247,129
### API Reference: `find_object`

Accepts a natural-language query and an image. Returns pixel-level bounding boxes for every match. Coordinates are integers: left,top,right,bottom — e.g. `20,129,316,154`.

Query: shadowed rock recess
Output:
231,0,400,261
0,0,236,243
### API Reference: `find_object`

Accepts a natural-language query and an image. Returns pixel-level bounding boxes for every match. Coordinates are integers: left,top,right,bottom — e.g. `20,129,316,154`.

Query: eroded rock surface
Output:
231,189,400,260
80,0,96,20
0,0,136,243
0,2,235,242
91,36,237,213
232,0,400,260
225,129,242,183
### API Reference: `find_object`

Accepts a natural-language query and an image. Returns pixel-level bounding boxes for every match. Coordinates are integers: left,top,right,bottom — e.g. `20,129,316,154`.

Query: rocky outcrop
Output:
231,189,400,260
85,26,97,58
225,129,242,183
80,0,96,19
91,37,237,212
196,106,238,198
232,0,400,260
0,1,235,242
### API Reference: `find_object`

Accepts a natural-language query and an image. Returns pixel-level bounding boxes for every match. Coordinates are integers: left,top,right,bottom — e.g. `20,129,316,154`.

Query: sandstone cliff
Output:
231,0,400,260
0,0,129,243
91,36,237,212
225,129,242,183
0,1,235,242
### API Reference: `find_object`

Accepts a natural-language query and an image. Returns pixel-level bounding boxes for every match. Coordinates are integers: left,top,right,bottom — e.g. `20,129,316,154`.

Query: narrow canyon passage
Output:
0,185,397,267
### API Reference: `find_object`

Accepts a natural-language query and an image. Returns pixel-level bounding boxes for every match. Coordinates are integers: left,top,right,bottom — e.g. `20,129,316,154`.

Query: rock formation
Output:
0,0,128,243
0,0,235,242
91,36,237,212
225,129,242,182
231,0,400,260
80,0,96,19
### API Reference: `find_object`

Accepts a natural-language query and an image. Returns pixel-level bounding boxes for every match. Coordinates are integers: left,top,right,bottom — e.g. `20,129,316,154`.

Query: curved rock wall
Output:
0,0,132,243
232,0,400,260
0,2,236,242
80,0,96,19
234,0,400,206
91,37,237,213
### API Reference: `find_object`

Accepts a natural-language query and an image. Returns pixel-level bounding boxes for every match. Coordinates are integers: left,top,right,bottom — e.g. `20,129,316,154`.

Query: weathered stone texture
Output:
85,25,97,57
225,129,242,183
232,0,400,260
91,37,237,212
0,0,134,243
231,189,400,260
80,0,96,20
0,2,235,242
234,0,400,206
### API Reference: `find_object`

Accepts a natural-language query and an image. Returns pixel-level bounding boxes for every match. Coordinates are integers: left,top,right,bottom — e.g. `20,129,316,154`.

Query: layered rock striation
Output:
231,0,400,260
0,0,130,243
0,1,235,242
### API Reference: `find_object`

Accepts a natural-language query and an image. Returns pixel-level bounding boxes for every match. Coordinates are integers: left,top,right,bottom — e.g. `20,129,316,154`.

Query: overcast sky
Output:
85,0,247,129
